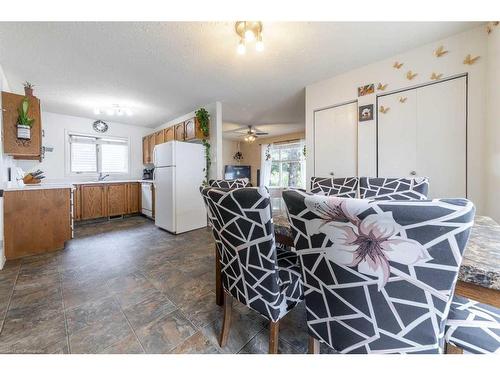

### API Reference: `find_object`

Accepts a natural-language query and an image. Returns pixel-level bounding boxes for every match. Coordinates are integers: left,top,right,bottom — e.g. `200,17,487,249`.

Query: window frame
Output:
65,130,131,178
269,141,305,189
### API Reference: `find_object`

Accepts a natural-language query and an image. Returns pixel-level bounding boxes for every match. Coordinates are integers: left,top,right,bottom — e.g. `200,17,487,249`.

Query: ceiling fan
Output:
231,125,269,142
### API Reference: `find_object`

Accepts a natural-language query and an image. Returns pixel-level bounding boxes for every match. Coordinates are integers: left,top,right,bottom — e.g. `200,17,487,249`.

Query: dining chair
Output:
359,177,429,200
282,189,475,354
444,295,500,353
209,178,251,189
310,176,359,197
200,186,304,353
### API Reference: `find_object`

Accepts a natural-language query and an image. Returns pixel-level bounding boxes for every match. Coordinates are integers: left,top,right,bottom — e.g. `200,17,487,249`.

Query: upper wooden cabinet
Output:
142,136,151,164
1,91,42,160
148,134,155,163
184,117,204,141
164,126,174,142
155,130,165,145
174,122,185,141
81,184,106,220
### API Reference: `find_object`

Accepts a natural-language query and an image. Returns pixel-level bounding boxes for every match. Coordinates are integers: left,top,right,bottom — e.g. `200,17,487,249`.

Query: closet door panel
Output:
416,77,466,198
378,89,417,177
314,102,358,178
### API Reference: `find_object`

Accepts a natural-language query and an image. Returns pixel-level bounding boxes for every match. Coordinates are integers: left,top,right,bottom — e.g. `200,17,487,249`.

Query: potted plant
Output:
17,97,34,140
23,81,35,97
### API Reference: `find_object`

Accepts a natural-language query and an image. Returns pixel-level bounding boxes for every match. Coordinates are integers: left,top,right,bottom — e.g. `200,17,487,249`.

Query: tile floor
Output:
0,216,333,354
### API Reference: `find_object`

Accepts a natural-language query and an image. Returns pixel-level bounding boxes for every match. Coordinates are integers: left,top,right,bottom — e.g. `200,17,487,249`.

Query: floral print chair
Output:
359,177,429,200
200,186,303,353
282,189,475,354
310,177,359,198
209,178,251,189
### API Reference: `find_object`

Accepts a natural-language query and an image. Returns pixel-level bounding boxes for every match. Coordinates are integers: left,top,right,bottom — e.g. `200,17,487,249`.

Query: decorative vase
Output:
24,87,33,97
17,124,31,140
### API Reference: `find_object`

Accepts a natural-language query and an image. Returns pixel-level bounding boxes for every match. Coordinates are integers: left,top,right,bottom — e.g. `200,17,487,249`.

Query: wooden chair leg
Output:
445,343,464,354
269,320,280,354
308,335,320,354
215,245,223,306
219,291,233,347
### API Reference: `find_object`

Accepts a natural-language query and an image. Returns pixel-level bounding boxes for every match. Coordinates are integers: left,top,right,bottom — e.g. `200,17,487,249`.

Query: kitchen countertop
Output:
1,179,155,192
2,182,75,191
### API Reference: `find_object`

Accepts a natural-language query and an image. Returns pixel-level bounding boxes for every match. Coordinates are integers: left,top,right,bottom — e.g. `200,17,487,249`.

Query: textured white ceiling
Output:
0,22,479,128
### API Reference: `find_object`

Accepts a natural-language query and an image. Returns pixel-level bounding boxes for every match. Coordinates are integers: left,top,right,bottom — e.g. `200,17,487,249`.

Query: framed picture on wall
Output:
358,83,375,97
358,104,374,122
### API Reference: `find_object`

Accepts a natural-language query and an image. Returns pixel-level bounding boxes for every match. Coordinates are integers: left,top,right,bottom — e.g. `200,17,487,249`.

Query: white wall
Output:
222,139,239,169
154,101,223,180
15,111,150,182
306,26,488,215
486,26,500,221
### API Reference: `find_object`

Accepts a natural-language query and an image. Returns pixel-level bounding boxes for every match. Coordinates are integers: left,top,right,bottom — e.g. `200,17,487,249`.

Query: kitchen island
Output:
2,183,73,260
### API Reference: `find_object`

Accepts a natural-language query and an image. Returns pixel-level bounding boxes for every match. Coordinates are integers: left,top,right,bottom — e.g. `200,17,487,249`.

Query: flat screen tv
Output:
224,165,251,180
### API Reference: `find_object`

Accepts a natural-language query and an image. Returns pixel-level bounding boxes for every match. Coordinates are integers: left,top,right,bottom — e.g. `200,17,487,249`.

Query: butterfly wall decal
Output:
430,72,443,80
377,83,388,91
463,54,480,65
379,105,390,114
406,71,418,80
434,46,449,57
393,61,403,69
399,97,407,103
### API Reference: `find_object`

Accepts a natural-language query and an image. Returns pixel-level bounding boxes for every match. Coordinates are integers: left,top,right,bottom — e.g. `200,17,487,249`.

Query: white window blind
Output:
69,134,129,174
101,140,128,173
70,135,97,173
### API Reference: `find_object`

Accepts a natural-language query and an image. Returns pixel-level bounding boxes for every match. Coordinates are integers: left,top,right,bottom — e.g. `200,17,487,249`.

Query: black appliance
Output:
142,168,154,180
224,165,251,180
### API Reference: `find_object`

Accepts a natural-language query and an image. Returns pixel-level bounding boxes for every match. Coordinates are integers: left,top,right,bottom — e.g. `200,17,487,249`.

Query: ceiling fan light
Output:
237,39,246,55
244,29,255,42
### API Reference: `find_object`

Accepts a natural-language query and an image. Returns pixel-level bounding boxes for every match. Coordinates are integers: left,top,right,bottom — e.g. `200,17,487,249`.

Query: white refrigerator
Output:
153,141,207,234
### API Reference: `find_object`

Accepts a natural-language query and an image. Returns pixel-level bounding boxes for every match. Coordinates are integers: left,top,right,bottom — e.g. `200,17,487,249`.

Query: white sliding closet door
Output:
417,77,466,198
314,101,358,178
377,76,467,198
378,89,417,178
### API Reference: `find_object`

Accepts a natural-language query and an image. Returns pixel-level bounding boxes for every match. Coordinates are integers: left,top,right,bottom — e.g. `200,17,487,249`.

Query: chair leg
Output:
215,245,223,306
219,291,233,347
308,335,320,354
269,320,280,354
445,343,464,354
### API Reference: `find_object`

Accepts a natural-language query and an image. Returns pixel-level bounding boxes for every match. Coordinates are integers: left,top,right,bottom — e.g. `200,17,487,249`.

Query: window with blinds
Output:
69,134,129,174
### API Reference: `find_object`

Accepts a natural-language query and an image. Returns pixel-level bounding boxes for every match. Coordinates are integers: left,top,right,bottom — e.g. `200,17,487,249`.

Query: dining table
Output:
214,207,500,308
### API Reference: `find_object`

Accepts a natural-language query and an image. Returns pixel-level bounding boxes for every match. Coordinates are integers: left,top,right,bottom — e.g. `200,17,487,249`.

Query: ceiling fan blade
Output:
255,132,268,135
227,126,251,133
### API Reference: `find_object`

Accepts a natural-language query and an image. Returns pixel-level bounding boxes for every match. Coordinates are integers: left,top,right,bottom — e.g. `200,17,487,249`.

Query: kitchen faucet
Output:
98,173,110,181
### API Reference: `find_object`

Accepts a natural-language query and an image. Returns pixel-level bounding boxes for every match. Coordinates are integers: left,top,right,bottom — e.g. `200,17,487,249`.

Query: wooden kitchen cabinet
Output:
81,184,106,220
148,134,155,162
74,185,82,221
155,130,165,145
3,188,72,260
127,183,141,214
142,136,151,164
1,91,42,160
184,117,205,141
164,126,174,142
107,184,127,216
174,122,185,141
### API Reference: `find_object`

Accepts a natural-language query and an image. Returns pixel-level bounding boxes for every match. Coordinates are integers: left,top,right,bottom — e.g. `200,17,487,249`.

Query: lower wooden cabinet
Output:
127,183,141,214
3,188,72,260
107,183,127,216
81,184,106,220
75,182,141,221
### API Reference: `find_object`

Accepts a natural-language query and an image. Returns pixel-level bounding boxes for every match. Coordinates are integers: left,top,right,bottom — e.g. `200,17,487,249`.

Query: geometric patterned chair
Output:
359,177,429,200
444,295,500,354
282,189,475,354
310,177,359,198
209,178,251,189
200,186,304,353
